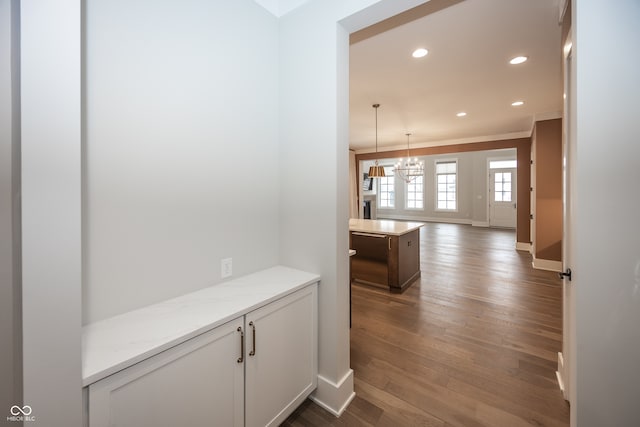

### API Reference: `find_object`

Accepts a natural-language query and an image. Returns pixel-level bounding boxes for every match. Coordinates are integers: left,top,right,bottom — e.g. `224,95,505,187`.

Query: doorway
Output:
489,167,517,228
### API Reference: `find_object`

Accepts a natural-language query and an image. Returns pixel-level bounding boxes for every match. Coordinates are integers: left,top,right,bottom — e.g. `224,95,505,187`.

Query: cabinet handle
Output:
237,326,244,363
249,321,256,356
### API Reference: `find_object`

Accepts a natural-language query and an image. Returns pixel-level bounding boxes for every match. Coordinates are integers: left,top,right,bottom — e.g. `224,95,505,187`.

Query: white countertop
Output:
82,266,320,387
349,218,424,236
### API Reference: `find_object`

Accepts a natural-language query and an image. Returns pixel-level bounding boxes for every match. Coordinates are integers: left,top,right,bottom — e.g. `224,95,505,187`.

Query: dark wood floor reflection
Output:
282,223,570,427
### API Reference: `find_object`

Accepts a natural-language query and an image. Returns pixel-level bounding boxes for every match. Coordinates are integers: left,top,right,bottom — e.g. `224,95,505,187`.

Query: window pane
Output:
495,192,503,202
503,192,511,202
489,160,517,169
503,172,512,182
495,183,502,192
504,183,511,192
436,161,456,174
378,172,395,208
436,162,457,210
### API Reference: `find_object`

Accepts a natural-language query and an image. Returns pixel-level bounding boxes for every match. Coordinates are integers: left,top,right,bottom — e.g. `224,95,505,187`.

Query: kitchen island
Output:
349,219,424,292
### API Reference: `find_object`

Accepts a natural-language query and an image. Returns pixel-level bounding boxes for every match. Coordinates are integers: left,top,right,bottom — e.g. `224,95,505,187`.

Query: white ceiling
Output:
349,0,563,152
253,0,311,18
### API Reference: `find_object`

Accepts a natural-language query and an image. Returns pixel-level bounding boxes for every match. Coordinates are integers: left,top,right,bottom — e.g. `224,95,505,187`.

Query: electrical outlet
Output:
221,258,232,279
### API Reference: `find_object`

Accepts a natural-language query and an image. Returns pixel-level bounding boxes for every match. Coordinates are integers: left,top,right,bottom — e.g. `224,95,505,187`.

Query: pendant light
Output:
368,104,386,178
393,133,424,183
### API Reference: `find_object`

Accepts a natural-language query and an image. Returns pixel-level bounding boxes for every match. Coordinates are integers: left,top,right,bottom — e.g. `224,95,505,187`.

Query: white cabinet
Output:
87,282,317,427
89,319,245,427
245,283,317,427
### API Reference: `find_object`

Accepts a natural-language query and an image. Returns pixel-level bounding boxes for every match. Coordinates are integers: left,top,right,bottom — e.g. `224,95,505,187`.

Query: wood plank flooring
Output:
282,223,570,427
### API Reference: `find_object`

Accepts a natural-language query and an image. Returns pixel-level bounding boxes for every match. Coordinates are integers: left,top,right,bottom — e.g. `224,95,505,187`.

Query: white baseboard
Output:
471,221,489,227
377,214,472,225
556,352,565,393
556,351,571,402
516,242,531,252
309,370,355,417
532,258,562,272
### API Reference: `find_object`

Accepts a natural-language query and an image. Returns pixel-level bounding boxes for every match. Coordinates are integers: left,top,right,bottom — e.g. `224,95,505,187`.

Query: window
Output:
436,160,457,210
489,159,517,169
494,172,512,202
406,175,423,209
378,166,395,208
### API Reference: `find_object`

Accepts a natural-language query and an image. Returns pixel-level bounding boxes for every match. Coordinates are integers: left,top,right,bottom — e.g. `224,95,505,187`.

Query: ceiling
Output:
349,0,563,152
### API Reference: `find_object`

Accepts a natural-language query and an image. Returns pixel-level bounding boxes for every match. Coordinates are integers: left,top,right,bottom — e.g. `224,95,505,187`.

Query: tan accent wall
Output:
355,137,531,244
533,119,563,261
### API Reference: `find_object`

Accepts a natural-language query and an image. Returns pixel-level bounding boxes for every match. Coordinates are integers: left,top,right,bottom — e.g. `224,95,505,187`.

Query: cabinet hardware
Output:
237,326,244,363
558,268,572,281
249,321,256,356
388,237,391,250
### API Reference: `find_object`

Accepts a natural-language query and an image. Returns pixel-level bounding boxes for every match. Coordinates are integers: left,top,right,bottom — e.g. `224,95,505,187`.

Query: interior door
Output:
560,47,574,404
489,168,517,228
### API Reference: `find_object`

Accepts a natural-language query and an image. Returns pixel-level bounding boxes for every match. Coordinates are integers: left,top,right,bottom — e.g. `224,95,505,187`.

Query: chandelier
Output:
368,104,385,178
393,133,424,183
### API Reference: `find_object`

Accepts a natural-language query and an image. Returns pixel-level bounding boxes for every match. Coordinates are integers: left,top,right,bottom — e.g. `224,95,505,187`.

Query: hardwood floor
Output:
282,223,570,427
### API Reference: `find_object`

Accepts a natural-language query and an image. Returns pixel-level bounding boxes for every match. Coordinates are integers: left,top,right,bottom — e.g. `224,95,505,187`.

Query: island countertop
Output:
349,218,424,236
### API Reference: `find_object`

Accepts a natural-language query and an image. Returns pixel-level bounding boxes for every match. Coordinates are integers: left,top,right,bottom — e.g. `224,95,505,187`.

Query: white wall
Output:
83,0,280,323
0,0,21,415
362,149,516,225
21,0,83,425
278,0,428,414
573,1,640,425
17,0,430,421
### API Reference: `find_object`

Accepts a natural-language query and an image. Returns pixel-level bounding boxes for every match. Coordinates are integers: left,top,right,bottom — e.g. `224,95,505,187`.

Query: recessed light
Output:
509,56,528,65
456,112,467,117
511,101,524,107
412,48,428,58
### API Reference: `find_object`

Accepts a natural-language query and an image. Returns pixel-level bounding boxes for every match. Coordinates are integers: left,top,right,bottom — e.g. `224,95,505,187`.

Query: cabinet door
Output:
245,284,318,427
89,319,244,427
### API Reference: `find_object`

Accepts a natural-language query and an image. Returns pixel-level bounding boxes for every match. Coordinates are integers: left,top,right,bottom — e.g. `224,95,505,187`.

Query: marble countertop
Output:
349,219,424,236
82,266,320,387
